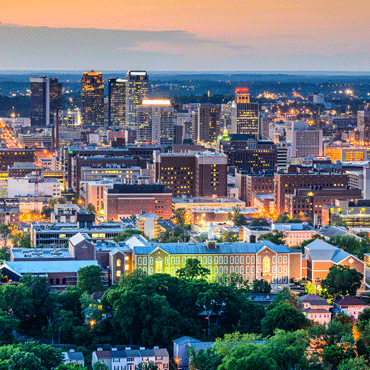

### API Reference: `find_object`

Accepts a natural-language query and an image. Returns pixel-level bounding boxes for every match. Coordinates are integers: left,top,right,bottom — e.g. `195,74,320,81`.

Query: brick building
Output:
0,149,35,172
274,171,350,214
103,184,173,221
153,151,228,197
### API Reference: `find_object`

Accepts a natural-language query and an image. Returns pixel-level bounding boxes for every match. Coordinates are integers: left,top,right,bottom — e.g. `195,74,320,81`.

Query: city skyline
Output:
0,0,369,71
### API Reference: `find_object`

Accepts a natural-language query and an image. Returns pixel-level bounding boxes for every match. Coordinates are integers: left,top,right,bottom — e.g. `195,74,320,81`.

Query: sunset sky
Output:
0,0,369,71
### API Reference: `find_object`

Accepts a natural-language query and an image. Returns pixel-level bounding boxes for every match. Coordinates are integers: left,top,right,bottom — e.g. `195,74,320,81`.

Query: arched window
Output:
155,258,163,273
263,256,270,274
117,259,121,267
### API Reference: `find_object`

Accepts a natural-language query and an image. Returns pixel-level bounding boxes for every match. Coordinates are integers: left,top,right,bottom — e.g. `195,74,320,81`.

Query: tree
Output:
0,224,11,247
252,279,271,293
258,231,285,245
8,352,42,370
0,246,9,262
23,342,64,370
93,362,110,370
276,212,302,224
77,265,103,294
328,235,370,260
113,229,143,243
177,258,210,280
261,303,309,336
249,218,269,227
188,347,222,370
227,208,245,227
322,345,347,370
221,230,238,242
237,297,266,334
20,233,31,248
338,357,370,370
172,208,186,226
86,203,96,213
321,265,363,297
56,364,88,370
0,310,19,344
305,282,317,294
137,362,158,370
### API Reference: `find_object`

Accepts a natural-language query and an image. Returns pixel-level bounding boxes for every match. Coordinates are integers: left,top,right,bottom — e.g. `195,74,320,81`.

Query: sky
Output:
0,0,369,71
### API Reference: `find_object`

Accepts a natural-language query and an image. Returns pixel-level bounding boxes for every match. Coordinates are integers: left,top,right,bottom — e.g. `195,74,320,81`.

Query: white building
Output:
8,175,61,198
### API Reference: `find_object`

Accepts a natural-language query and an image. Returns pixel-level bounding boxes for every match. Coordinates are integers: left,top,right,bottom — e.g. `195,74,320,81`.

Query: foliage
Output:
249,218,269,227
227,207,245,227
220,230,238,242
261,303,309,336
172,208,186,226
0,310,20,344
0,224,12,246
137,362,158,370
113,229,143,243
276,212,303,224
258,231,285,245
77,265,104,294
251,279,271,293
92,362,110,370
188,346,222,370
0,246,10,261
177,258,210,280
338,357,370,370
214,273,250,292
321,265,363,297
86,203,96,213
56,364,88,370
158,227,189,243
304,282,317,294
236,297,265,334
7,352,42,370
328,235,370,260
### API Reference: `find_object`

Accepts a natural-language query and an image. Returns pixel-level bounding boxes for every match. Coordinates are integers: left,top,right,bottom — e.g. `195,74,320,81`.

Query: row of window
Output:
137,255,289,266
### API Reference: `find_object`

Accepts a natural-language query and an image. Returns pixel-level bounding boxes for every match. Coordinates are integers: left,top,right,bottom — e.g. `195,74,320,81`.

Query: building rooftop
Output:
334,296,368,307
173,197,244,204
11,248,73,259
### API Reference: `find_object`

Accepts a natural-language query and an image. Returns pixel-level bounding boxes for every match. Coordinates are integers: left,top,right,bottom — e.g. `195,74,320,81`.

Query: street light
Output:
175,358,180,370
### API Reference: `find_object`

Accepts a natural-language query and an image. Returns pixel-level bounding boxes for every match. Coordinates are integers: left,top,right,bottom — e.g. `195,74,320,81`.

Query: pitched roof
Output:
298,294,329,306
190,342,215,352
334,296,368,307
173,336,201,345
95,351,111,359
69,232,92,246
320,226,349,239
64,352,84,361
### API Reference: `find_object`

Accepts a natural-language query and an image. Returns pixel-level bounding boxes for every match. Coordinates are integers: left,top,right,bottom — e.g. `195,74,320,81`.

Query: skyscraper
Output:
358,105,370,145
125,71,149,128
137,99,174,147
195,104,221,143
81,71,104,127
30,76,62,126
231,88,259,137
108,78,126,127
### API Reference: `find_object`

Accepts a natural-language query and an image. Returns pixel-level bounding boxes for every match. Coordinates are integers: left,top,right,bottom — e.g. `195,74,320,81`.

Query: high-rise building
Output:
231,88,259,137
137,99,175,147
125,71,149,127
357,105,370,145
30,77,62,126
194,104,221,144
108,78,126,127
81,71,104,127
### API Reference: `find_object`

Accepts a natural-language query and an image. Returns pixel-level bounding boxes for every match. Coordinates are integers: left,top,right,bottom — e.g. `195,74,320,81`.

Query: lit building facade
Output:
108,78,126,127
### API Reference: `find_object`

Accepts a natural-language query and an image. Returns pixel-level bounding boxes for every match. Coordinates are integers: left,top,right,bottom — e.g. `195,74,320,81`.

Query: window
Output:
171,257,175,264
230,257,234,264
224,266,228,273
251,256,255,263
62,278,66,285
251,266,255,273
165,267,169,273
257,256,261,264
143,257,147,265
156,258,163,273
283,256,287,264
127,358,135,362
117,271,121,277
219,256,223,264
241,266,244,273
208,257,212,264
272,256,276,264
278,266,282,273
182,257,186,265
150,267,153,274
283,266,287,273
215,266,218,274
263,256,270,274
224,256,228,264
230,266,234,273
198,257,202,263
176,257,180,264
171,267,175,275
246,256,250,264
219,266,223,274
150,258,153,265
240,256,244,264
117,259,121,267
138,257,142,265
56,278,60,285
272,266,276,273
235,266,239,273
165,257,169,264
203,257,207,264
246,266,250,273
50,279,53,285
235,256,239,264
278,256,282,263
215,256,218,264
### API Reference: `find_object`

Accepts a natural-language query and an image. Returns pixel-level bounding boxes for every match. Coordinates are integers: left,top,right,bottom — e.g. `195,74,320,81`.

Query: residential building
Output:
137,99,175,147
154,151,228,197
103,184,173,221
62,351,85,366
298,294,331,325
81,71,104,127
125,70,149,128
92,347,169,370
231,88,259,137
334,296,369,319
108,78,126,127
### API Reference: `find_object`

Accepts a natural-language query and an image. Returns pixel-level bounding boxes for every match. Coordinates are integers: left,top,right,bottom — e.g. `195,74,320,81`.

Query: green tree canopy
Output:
177,258,210,280
321,265,363,297
252,279,271,293
77,265,103,294
7,352,42,370
276,212,303,224
113,229,143,243
258,231,285,245
249,218,269,227
227,207,245,227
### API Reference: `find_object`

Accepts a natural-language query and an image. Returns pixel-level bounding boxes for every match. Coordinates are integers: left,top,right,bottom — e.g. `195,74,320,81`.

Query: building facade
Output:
108,78,126,127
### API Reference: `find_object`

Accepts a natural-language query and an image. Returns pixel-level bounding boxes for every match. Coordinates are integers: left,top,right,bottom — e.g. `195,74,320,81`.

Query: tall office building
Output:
137,99,175,147
358,105,370,145
30,77,62,126
231,88,259,137
194,104,221,143
125,71,149,127
81,71,104,127
108,78,126,127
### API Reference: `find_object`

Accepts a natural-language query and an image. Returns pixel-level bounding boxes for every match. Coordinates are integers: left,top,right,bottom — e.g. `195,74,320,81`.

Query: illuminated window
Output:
117,271,121,277
117,259,121,267
263,256,270,274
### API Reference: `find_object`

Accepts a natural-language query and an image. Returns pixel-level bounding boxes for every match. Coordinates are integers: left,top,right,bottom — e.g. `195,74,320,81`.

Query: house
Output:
91,347,169,370
62,350,85,366
333,296,369,319
298,294,331,325
173,337,214,369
